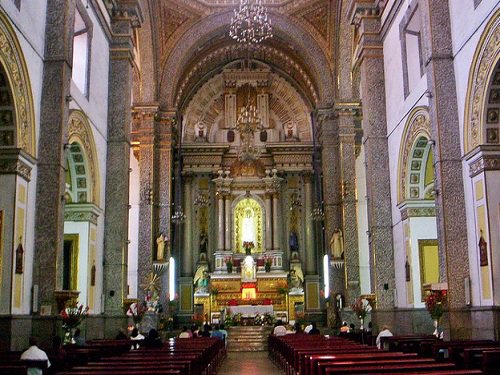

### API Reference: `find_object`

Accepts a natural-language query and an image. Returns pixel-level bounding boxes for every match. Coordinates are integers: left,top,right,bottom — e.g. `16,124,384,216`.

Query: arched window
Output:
72,5,92,96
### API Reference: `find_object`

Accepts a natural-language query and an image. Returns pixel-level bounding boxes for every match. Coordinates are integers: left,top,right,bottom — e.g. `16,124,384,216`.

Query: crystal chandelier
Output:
229,0,273,45
194,193,210,207
310,202,324,222
235,98,264,160
171,208,186,225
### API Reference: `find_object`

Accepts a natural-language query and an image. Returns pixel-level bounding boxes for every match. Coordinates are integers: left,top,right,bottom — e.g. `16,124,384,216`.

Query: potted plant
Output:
243,241,255,255
264,255,272,272
224,257,233,273
60,302,89,344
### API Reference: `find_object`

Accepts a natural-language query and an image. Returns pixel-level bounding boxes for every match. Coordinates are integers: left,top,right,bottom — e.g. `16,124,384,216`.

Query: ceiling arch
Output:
159,10,334,110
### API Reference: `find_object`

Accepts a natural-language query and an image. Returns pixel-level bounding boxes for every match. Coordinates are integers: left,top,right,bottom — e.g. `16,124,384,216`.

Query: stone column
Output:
132,107,155,302
264,193,272,251
338,113,361,303
272,193,280,250
33,0,75,315
182,176,193,276
224,194,231,251
304,174,315,274
103,1,142,317
419,1,469,311
157,113,174,249
317,110,341,253
349,4,395,310
217,192,224,251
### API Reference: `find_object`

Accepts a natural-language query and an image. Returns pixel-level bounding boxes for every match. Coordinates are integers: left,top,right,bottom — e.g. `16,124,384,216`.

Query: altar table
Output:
226,305,273,316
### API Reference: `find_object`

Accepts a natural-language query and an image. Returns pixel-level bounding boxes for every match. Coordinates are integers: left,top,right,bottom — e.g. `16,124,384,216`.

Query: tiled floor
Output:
217,351,281,375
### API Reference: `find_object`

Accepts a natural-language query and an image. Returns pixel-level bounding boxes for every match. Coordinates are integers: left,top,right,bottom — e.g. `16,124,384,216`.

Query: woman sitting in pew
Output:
376,325,393,349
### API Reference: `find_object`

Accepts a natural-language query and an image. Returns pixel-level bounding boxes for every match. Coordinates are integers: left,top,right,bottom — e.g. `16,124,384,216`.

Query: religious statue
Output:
289,231,298,252
241,255,256,281
479,229,488,266
288,266,304,292
156,233,166,261
199,232,208,254
329,229,344,259
194,265,210,294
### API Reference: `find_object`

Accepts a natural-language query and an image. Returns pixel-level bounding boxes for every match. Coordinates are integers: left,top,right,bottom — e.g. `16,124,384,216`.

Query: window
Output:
72,4,92,96
400,2,424,98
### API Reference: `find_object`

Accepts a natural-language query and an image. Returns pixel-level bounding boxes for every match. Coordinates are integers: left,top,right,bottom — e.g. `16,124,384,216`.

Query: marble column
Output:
338,114,361,303
182,176,193,276
157,113,174,249
224,194,231,251
318,110,341,252
272,193,280,250
349,5,395,309
33,0,75,314
217,192,224,251
103,2,142,315
264,193,272,251
132,107,155,302
419,1,469,310
304,174,315,274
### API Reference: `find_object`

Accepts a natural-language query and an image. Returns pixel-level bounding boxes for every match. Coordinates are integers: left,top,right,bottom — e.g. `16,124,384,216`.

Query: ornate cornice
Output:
64,203,102,226
469,154,500,177
0,156,32,181
400,206,437,221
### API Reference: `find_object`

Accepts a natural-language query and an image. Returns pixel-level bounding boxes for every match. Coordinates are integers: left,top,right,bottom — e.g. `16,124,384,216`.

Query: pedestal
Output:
140,312,159,334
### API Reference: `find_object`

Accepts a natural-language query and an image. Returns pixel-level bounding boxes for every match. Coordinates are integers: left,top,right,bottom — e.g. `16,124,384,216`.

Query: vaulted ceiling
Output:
135,0,343,110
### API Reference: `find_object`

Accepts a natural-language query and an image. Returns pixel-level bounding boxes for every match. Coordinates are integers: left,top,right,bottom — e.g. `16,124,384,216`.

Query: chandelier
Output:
229,0,273,45
235,98,264,161
310,202,324,222
171,207,186,225
194,193,210,207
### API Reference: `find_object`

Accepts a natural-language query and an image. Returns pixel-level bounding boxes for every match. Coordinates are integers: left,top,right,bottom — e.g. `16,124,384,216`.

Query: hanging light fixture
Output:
229,0,273,45
171,208,186,225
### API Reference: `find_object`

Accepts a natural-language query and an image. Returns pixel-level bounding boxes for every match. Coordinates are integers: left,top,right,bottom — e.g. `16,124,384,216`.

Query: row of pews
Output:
269,333,500,375
0,337,225,375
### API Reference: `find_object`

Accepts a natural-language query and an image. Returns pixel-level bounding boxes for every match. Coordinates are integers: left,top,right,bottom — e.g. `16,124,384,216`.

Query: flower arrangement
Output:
351,297,371,320
224,257,233,267
320,289,331,303
262,312,276,326
127,301,148,324
424,290,447,320
294,311,306,325
243,241,255,254
60,302,89,329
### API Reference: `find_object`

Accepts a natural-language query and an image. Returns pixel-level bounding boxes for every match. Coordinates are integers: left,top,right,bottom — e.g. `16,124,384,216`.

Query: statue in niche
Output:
156,233,166,261
329,229,344,259
200,232,208,253
479,229,488,266
194,265,210,294
15,238,24,274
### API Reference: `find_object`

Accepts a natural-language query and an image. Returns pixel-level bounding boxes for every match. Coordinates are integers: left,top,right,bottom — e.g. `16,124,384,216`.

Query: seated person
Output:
273,320,287,336
130,327,145,349
308,322,320,334
211,324,224,340
21,336,51,375
376,325,393,349
200,323,212,337
293,322,303,333
339,321,350,333
178,326,191,338
219,324,228,345
144,329,163,348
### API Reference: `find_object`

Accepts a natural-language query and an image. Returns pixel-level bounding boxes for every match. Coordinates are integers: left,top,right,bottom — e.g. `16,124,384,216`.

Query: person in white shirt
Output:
273,320,287,336
304,323,313,334
178,326,191,338
20,337,51,375
376,325,393,349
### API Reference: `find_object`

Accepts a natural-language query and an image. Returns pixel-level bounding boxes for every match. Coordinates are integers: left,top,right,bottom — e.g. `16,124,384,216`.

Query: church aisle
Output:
217,351,280,375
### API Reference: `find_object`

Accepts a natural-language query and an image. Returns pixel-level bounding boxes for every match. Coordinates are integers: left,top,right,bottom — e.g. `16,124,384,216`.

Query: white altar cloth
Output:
226,305,273,316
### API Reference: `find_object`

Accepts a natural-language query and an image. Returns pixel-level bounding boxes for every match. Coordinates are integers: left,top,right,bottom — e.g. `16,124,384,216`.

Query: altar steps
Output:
226,326,273,352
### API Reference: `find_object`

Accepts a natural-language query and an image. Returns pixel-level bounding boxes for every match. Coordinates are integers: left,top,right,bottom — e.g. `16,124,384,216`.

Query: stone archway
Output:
0,12,36,156
463,9,500,154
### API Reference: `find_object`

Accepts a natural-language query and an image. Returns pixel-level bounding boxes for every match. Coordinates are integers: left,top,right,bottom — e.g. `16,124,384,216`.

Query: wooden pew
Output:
482,349,500,375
